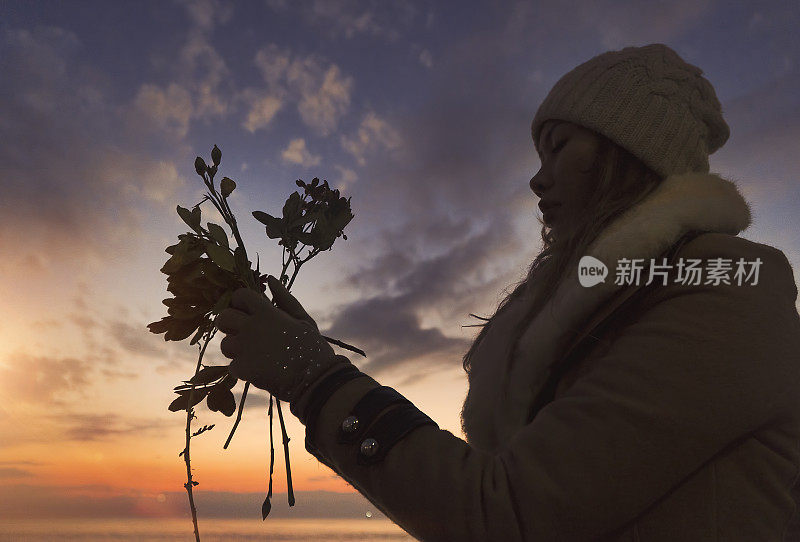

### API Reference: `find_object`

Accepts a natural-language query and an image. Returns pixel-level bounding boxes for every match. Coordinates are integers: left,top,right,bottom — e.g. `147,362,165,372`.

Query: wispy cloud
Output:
418,48,433,68
176,0,235,30
107,319,166,359
0,467,35,479
281,137,322,167
0,353,91,406
333,164,358,190
571,0,716,49
133,83,194,139
0,485,384,519
266,0,419,42
340,110,402,166
46,412,174,442
244,43,354,136
240,89,283,133
0,25,192,281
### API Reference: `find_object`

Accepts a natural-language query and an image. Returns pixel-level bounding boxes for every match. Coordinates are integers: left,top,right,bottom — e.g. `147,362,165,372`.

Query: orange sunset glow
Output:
1,1,799,540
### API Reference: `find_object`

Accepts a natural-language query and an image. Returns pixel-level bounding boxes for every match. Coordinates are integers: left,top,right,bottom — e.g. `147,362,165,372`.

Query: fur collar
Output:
461,171,753,453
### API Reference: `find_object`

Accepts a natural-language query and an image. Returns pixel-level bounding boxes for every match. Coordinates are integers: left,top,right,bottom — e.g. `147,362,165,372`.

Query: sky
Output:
0,0,798,521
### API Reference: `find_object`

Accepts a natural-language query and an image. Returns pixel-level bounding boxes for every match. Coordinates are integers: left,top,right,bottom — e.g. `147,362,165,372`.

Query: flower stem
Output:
183,329,215,542
276,399,295,506
223,380,249,449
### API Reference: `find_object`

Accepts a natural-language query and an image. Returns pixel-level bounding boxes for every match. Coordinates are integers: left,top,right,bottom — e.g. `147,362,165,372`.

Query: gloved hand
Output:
216,275,345,403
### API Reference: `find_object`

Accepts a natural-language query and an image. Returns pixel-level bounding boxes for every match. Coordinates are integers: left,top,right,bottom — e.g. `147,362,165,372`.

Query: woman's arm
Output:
292,236,800,541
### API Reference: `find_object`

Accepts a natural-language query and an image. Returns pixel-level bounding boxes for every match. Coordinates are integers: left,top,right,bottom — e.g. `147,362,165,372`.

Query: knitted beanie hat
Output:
531,43,729,178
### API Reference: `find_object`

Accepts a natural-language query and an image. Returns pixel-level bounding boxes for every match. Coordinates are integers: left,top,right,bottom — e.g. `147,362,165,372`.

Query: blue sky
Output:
0,0,798,519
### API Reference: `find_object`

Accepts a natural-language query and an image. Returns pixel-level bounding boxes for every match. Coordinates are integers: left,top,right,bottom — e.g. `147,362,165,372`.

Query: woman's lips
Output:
540,202,561,223
538,201,561,212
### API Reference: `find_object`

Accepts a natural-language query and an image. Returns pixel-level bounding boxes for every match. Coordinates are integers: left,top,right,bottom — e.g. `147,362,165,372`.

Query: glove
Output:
216,275,345,402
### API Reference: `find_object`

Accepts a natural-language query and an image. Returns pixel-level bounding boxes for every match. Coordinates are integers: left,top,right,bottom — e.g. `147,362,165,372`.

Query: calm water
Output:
0,518,417,541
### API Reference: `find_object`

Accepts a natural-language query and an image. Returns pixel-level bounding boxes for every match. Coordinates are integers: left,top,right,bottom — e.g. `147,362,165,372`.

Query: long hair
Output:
461,126,664,378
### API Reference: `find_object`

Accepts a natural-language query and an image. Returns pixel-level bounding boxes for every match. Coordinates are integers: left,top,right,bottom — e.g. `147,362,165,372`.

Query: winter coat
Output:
291,170,800,541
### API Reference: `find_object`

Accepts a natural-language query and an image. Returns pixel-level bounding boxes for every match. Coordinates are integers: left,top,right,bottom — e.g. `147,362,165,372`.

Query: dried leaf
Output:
168,388,208,412
282,191,303,221
252,211,283,239
208,387,236,417
205,242,235,273
220,373,238,389
207,222,229,249
177,205,201,233
189,365,229,385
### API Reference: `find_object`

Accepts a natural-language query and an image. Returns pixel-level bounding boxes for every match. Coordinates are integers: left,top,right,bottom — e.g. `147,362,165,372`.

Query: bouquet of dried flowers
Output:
147,145,363,540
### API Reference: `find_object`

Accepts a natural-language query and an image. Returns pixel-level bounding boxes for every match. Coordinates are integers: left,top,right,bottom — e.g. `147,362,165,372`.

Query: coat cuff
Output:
289,355,362,422
295,365,446,539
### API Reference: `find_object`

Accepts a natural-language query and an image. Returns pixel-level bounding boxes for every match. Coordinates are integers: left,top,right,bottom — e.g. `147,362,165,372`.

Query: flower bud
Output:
211,145,221,166
220,176,236,197
195,157,207,176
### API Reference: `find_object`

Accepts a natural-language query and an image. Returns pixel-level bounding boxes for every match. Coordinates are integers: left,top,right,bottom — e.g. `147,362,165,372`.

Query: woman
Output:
216,43,800,541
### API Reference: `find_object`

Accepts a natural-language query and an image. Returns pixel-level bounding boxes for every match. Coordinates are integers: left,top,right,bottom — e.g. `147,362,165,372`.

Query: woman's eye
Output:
552,140,567,153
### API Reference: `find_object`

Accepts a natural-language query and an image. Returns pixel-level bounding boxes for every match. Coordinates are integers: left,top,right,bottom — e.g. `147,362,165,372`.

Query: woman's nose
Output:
530,169,548,197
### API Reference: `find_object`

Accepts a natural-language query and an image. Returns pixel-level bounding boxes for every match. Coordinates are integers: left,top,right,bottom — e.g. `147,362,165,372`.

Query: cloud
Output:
295,63,353,135
133,83,193,139
265,0,288,10
131,0,235,139
321,218,524,379
0,460,47,467
333,164,358,189
281,138,322,167
0,25,193,283
0,468,35,479
0,485,385,519
267,0,419,41
178,33,231,119
572,0,716,49
46,412,174,442
253,44,292,90
0,484,142,519
714,71,800,200
176,0,235,30
240,89,283,133
340,111,402,166
419,48,433,69
136,160,188,205
107,319,166,358
0,352,91,406
249,43,354,136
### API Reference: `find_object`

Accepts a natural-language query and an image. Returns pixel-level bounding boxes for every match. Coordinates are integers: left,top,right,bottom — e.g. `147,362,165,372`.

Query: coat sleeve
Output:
295,238,800,541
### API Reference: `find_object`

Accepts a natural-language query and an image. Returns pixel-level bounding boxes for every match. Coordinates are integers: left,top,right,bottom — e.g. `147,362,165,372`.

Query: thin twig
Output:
276,399,295,506
183,330,215,542
321,335,366,357
223,381,250,449
268,395,275,499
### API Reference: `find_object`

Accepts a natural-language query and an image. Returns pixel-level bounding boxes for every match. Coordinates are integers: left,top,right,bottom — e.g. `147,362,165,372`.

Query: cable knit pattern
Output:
531,43,730,178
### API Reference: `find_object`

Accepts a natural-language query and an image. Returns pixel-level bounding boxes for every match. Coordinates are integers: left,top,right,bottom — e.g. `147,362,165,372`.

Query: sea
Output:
0,518,417,541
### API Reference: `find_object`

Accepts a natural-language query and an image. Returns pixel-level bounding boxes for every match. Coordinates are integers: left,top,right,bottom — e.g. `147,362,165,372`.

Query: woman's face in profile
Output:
530,119,601,232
